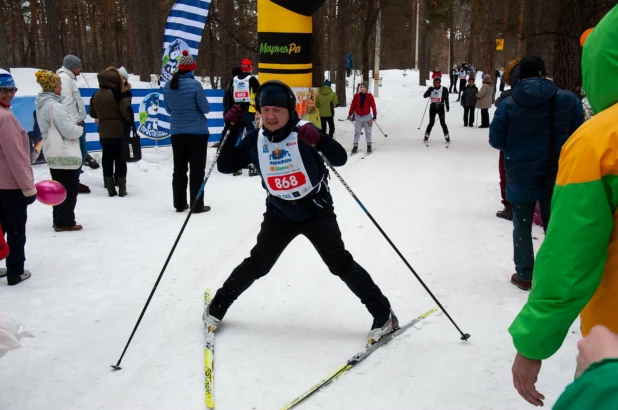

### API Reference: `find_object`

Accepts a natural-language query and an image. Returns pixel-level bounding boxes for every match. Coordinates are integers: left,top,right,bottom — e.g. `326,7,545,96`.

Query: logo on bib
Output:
263,144,269,153
270,148,291,160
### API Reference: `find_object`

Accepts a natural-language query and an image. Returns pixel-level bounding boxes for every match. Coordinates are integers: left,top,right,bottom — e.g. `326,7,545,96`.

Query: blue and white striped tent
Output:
81,88,224,152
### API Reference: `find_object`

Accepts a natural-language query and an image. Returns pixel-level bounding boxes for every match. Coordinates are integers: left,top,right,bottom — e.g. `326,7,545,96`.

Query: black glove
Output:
447,107,450,112
25,194,36,206
373,115,377,120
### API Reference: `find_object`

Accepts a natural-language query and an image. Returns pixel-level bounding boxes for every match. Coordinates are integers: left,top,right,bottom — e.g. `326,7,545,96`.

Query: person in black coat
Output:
423,77,450,144
461,77,478,127
204,80,397,344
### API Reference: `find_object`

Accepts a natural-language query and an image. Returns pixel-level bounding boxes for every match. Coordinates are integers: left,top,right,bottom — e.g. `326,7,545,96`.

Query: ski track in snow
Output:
0,69,579,410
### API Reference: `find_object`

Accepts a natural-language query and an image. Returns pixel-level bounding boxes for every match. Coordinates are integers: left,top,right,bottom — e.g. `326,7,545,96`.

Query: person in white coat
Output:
35,70,84,232
57,55,90,193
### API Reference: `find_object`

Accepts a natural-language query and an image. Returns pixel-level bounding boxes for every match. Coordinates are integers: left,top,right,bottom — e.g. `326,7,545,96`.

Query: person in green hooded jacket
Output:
316,80,339,138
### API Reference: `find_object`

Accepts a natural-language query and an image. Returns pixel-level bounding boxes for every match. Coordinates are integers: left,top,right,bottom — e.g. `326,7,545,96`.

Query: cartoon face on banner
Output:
161,39,190,82
137,93,168,140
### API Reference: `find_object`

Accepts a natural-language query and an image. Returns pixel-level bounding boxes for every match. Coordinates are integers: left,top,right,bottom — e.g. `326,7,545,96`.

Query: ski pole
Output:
316,149,470,342
111,126,235,371
418,99,430,130
373,120,388,137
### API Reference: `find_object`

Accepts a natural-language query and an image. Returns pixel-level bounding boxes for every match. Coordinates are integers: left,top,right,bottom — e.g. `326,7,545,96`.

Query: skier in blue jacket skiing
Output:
204,80,396,343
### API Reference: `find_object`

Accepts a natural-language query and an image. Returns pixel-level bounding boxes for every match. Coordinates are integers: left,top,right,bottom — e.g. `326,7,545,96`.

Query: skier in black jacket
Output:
423,77,450,146
204,80,397,344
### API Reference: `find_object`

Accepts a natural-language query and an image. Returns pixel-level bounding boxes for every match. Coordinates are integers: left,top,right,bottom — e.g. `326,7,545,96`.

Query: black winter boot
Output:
104,177,117,197
351,145,358,154
117,178,127,197
367,144,373,153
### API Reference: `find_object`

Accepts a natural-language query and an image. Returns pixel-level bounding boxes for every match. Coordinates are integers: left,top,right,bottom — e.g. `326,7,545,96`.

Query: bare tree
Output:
552,0,582,91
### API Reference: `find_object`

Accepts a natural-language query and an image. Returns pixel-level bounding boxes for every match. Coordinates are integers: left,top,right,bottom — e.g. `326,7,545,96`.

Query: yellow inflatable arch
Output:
257,0,327,87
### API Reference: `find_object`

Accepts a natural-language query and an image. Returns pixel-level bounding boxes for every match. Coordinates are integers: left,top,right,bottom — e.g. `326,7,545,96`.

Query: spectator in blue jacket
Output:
346,53,354,77
489,55,584,290
163,50,211,214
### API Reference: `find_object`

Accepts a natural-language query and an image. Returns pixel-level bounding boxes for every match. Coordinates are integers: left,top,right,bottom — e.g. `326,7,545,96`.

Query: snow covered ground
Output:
0,69,579,410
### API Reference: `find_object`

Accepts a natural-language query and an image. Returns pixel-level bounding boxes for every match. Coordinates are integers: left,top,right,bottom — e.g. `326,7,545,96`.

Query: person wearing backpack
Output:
89,67,134,197
489,56,584,290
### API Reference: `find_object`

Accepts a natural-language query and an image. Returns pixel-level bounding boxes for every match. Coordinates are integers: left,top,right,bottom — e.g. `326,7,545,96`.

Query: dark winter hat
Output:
232,66,243,77
178,50,197,71
256,80,296,113
63,55,82,71
324,79,332,87
361,81,369,89
433,77,442,83
519,56,546,80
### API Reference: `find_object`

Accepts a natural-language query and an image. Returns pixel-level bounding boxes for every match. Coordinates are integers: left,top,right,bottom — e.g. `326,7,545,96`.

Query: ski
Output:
423,139,429,147
204,289,215,409
446,140,451,148
280,307,439,410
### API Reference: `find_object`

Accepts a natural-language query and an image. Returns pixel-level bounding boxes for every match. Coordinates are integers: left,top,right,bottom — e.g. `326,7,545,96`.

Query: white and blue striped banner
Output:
81,88,224,152
158,0,212,135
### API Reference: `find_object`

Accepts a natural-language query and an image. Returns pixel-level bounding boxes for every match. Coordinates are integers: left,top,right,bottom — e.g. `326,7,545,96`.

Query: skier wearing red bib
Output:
205,80,397,343
423,77,450,146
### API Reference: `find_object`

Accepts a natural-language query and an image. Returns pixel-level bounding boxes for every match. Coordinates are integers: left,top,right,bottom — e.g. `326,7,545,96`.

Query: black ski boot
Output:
351,145,358,155
366,144,373,154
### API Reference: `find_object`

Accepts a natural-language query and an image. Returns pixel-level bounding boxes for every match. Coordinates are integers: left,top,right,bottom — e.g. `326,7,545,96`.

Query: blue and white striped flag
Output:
139,0,211,139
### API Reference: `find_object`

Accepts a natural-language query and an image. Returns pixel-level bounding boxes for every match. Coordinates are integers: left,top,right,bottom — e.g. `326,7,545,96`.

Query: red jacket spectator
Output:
431,71,443,79
348,92,377,117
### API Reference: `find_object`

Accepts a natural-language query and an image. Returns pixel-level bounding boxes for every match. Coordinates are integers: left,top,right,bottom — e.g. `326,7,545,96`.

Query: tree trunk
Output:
29,0,38,66
328,0,337,79
552,0,582,91
481,0,496,76
361,0,380,81
312,5,326,87
467,0,478,64
516,0,524,55
523,0,537,54
501,0,510,66
417,0,426,85
42,0,63,68
336,0,349,106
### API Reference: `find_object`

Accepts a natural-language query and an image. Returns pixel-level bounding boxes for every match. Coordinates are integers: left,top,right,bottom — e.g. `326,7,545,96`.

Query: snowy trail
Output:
0,70,578,410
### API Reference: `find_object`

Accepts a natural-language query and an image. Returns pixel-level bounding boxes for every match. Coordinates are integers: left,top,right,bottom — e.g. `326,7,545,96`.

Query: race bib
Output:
257,125,316,200
459,72,467,79
430,89,442,103
233,76,251,103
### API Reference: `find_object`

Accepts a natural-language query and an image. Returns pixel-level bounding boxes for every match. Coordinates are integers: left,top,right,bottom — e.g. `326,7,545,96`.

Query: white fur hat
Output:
118,66,129,80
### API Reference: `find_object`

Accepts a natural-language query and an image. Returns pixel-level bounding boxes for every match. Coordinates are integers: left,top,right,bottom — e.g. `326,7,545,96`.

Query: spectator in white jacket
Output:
35,70,84,232
57,55,90,193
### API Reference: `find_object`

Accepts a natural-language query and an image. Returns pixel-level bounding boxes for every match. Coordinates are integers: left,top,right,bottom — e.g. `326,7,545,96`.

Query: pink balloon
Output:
35,180,67,206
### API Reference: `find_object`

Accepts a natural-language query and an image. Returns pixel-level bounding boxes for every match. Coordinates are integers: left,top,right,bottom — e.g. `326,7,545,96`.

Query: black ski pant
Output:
0,190,28,279
463,107,475,126
49,169,80,228
449,76,457,93
171,133,208,210
102,142,127,179
208,207,391,321
458,79,467,100
320,116,335,137
425,105,449,137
